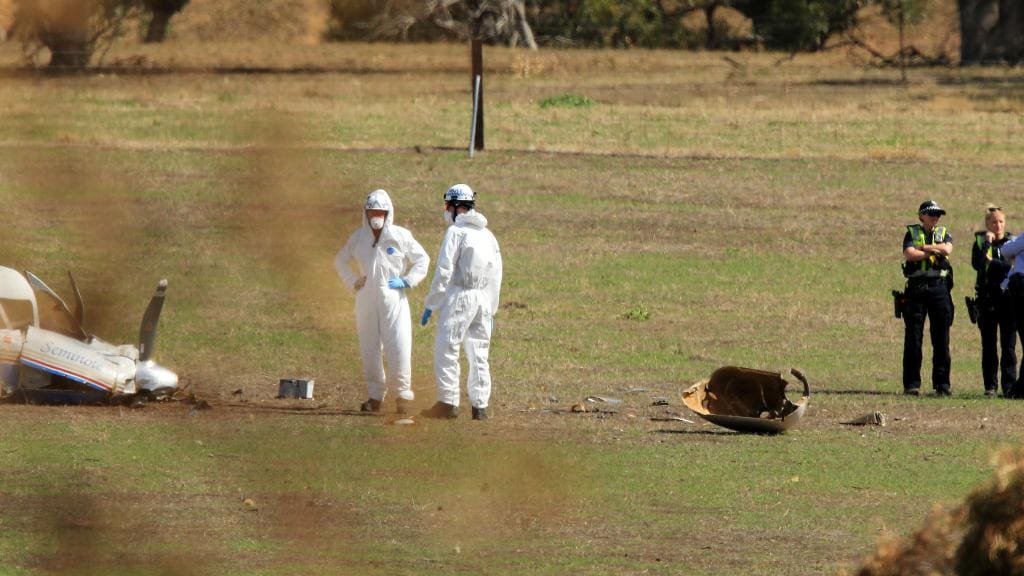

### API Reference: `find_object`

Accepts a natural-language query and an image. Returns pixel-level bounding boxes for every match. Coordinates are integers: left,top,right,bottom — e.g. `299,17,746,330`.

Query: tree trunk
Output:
142,0,189,44
512,0,537,49
959,0,1024,64
996,0,1024,63
960,0,995,63
44,31,92,71
898,6,906,82
144,9,173,43
704,4,718,49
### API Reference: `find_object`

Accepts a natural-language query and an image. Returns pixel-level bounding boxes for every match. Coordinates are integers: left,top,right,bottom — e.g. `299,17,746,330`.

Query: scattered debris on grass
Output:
843,412,887,426
276,378,315,399
650,415,695,424
584,395,623,407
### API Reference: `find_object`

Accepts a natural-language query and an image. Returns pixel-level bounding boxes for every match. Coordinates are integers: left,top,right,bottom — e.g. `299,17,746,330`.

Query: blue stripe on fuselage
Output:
20,357,111,393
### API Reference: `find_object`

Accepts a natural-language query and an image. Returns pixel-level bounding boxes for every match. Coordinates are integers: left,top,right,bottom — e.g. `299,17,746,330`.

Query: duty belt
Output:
907,270,948,288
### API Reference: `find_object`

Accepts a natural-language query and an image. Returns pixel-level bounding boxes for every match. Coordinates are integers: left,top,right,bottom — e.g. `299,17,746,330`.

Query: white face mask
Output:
443,210,453,225
369,216,385,230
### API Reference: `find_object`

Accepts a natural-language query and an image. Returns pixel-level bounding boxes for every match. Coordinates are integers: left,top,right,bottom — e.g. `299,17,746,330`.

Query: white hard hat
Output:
364,189,390,211
444,184,475,204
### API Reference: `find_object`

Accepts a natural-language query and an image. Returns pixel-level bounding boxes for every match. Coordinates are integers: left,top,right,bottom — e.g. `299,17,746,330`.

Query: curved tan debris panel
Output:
681,367,810,433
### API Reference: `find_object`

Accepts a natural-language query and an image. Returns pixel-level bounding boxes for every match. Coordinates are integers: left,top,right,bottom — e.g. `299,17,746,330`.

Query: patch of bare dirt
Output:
6,489,221,575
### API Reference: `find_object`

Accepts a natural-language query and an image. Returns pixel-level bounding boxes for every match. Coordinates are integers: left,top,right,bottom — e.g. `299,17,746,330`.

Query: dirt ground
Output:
4,376,1017,441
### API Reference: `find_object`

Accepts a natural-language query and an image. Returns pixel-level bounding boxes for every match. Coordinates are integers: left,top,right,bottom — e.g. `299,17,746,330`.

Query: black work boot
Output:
471,407,488,420
395,397,411,415
419,401,458,419
360,398,382,413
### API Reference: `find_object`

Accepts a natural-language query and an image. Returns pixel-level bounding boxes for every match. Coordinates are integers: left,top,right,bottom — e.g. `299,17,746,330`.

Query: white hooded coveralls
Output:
335,190,429,402
424,209,503,409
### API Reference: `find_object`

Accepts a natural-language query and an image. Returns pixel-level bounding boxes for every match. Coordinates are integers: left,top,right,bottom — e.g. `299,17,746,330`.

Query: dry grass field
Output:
1,36,1024,576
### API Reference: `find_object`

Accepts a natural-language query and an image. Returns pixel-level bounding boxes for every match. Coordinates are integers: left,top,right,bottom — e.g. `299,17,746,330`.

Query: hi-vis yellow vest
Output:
906,224,949,275
975,232,1015,272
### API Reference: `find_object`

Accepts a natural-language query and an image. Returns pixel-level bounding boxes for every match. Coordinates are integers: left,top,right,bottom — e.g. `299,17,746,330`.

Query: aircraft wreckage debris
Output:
584,395,623,406
681,366,811,433
0,266,179,405
841,411,886,426
277,378,315,399
650,415,695,423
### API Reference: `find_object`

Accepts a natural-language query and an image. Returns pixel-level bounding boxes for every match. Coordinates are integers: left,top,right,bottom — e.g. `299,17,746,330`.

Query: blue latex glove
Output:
388,277,410,290
420,309,432,326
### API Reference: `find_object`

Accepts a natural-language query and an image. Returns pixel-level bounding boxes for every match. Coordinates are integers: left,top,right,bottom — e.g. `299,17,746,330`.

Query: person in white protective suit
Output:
419,184,503,420
335,189,430,414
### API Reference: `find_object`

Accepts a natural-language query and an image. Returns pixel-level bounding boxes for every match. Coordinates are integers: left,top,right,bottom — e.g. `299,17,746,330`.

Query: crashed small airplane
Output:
0,266,178,404
682,366,810,433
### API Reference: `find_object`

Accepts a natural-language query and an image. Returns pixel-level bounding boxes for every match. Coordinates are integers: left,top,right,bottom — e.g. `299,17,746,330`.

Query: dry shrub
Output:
0,0,14,34
172,0,329,44
7,0,143,69
327,0,381,34
854,448,1024,576
854,506,960,576
8,0,90,35
835,0,960,62
678,6,754,43
955,448,1024,575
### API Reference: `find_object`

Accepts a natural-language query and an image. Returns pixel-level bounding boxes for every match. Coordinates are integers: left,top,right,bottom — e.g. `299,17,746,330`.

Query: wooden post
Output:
470,38,484,151
469,75,481,158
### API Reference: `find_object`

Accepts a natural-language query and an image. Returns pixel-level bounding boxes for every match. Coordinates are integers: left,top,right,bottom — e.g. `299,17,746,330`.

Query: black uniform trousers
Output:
1007,276,1024,398
902,281,953,392
977,290,1017,395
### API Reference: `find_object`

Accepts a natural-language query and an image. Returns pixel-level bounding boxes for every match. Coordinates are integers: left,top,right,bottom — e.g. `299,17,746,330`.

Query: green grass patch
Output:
538,93,596,109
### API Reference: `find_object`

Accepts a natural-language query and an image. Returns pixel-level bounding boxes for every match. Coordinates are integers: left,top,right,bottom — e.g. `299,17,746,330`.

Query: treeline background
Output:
0,0,1020,69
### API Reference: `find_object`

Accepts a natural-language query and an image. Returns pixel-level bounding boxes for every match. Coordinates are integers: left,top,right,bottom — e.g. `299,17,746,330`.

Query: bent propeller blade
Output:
67,271,85,327
138,279,168,362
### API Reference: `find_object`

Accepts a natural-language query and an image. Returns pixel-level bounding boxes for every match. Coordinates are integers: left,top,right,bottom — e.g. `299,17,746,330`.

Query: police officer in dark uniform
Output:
997,223,1024,398
901,200,954,396
971,205,1016,396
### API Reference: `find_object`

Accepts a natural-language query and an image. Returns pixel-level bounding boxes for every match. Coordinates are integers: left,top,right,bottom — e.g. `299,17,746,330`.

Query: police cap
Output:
918,200,946,217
